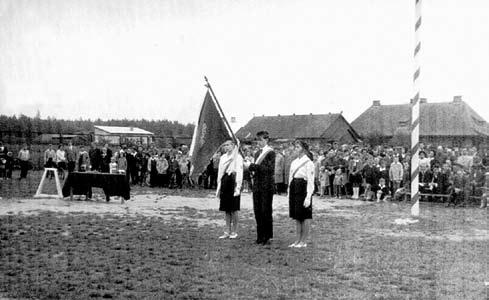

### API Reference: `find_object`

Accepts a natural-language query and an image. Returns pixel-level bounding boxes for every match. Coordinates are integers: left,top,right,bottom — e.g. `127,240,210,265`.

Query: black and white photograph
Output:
0,0,488,299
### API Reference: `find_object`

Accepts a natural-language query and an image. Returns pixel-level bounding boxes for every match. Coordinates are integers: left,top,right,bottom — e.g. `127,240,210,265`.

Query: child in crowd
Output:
389,155,403,196
376,178,390,202
109,157,118,174
446,163,468,207
117,151,127,174
5,152,13,179
78,146,89,172
0,155,5,179
319,166,330,197
333,167,344,198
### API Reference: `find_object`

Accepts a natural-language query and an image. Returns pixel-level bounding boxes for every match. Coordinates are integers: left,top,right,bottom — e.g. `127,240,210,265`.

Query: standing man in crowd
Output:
274,147,285,194
245,131,275,245
56,144,67,180
18,144,30,180
89,142,102,171
44,144,57,179
65,142,78,173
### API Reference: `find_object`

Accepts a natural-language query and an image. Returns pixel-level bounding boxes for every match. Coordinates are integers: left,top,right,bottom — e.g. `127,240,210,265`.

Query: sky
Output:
0,0,488,132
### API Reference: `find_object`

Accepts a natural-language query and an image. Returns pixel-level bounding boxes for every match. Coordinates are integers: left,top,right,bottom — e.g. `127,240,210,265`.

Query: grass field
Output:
0,171,488,299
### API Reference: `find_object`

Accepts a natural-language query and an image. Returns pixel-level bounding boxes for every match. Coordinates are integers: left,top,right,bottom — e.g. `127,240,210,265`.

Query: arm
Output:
216,156,224,197
304,161,315,206
249,151,276,176
234,155,244,196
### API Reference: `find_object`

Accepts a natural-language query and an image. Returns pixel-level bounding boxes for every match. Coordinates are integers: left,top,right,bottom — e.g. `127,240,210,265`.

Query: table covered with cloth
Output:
62,171,130,200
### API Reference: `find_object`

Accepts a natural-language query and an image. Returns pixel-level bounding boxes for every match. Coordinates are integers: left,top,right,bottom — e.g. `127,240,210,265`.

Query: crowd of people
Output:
215,132,489,249
256,142,488,209
1,139,488,209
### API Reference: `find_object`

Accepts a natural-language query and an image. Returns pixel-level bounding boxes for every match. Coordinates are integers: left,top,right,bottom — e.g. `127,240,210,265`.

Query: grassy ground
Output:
0,171,488,299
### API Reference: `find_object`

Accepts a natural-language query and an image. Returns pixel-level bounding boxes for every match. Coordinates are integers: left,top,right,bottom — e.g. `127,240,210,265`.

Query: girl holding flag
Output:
216,140,244,239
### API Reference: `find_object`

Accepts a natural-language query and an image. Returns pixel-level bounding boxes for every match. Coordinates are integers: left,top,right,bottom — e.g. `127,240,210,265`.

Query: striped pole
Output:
411,0,422,216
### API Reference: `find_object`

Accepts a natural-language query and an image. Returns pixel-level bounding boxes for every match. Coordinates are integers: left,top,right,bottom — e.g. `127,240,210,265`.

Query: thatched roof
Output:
351,98,489,137
236,113,360,141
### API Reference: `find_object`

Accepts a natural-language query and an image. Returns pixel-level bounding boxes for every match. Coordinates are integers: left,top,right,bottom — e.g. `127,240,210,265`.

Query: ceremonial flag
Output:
189,90,235,177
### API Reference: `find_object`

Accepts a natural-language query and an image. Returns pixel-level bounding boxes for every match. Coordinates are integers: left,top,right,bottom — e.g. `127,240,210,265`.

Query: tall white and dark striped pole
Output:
411,0,422,216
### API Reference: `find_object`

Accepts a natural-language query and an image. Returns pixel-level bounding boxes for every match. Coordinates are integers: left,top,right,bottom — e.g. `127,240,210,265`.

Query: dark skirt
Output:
349,173,362,185
219,173,240,212
289,178,312,221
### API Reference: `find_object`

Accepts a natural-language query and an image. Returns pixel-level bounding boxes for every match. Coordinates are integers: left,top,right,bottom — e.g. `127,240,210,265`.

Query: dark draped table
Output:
62,171,130,202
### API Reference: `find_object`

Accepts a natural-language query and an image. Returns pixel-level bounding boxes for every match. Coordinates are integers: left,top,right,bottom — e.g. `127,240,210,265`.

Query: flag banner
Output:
189,90,233,177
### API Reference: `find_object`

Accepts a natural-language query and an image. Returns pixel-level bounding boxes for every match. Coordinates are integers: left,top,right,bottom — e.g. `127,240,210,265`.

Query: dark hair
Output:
256,131,270,141
294,140,313,161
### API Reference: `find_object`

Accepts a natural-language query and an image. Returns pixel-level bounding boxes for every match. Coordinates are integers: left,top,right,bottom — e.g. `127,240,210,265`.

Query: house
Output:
33,133,88,144
93,125,154,145
236,113,361,148
351,96,489,147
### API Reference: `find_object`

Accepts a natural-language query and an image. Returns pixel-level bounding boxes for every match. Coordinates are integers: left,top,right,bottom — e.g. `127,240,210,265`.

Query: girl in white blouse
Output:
287,140,315,248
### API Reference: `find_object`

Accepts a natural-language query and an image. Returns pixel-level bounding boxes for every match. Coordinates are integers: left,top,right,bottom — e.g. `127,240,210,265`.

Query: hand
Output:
243,160,251,168
233,189,240,197
303,197,311,207
215,188,220,198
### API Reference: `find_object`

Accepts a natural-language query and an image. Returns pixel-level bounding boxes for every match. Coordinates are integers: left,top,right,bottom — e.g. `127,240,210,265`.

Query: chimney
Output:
453,95,462,103
420,98,427,104
372,100,381,106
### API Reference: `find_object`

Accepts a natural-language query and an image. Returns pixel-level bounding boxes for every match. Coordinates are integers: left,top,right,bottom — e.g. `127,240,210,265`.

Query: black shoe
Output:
261,239,271,246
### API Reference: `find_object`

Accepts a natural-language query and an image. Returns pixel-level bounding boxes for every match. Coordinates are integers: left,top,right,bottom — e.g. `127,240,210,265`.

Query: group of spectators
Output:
1,140,488,208
256,142,488,208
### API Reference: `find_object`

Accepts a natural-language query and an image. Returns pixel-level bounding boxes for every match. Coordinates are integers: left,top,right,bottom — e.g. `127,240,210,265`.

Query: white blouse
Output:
288,155,315,200
216,150,244,196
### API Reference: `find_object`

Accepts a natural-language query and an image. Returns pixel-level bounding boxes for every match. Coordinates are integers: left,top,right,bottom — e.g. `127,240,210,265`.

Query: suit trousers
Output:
253,189,274,242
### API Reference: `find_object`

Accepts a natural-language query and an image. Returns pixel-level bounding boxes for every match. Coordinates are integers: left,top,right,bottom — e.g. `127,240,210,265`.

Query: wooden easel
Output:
34,168,63,199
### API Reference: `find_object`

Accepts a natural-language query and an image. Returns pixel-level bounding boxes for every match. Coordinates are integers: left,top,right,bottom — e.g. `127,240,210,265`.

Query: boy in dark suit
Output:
245,131,275,245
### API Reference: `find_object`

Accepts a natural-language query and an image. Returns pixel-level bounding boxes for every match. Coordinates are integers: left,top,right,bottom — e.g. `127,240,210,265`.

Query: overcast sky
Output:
0,0,488,131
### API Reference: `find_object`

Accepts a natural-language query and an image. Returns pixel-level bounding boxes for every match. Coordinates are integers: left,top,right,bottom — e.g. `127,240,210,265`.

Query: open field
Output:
0,171,488,299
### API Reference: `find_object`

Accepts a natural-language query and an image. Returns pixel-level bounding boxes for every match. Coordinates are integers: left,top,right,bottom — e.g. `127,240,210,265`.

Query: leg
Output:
263,191,274,242
231,211,239,234
301,219,311,244
219,212,231,238
252,192,263,243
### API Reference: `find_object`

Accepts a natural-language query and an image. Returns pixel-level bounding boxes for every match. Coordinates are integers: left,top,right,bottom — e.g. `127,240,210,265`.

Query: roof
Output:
351,100,489,137
236,114,353,139
94,125,154,135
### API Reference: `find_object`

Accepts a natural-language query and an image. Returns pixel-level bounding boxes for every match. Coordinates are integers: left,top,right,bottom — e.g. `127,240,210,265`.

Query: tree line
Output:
0,114,195,144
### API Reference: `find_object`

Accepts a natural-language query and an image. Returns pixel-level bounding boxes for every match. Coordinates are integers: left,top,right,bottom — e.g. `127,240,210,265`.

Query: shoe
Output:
288,242,299,248
218,232,230,239
229,232,238,239
261,239,271,245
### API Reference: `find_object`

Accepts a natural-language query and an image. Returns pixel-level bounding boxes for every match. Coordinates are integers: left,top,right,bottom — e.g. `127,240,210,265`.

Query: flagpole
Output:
204,76,238,142
410,0,422,217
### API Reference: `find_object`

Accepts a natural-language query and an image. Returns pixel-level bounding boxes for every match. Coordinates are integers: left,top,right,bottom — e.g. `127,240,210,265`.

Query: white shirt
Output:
216,150,244,196
288,155,315,200
56,149,66,163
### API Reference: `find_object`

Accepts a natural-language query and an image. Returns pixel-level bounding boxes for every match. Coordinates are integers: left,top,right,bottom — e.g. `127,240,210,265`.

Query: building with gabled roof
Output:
351,96,489,147
93,125,154,145
236,113,360,147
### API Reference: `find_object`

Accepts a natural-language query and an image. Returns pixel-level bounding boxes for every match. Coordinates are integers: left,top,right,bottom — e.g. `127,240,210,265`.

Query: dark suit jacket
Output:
249,149,276,193
419,170,433,184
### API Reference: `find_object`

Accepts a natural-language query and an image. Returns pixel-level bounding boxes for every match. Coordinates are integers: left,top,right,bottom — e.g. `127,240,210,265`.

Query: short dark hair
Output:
256,131,270,141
